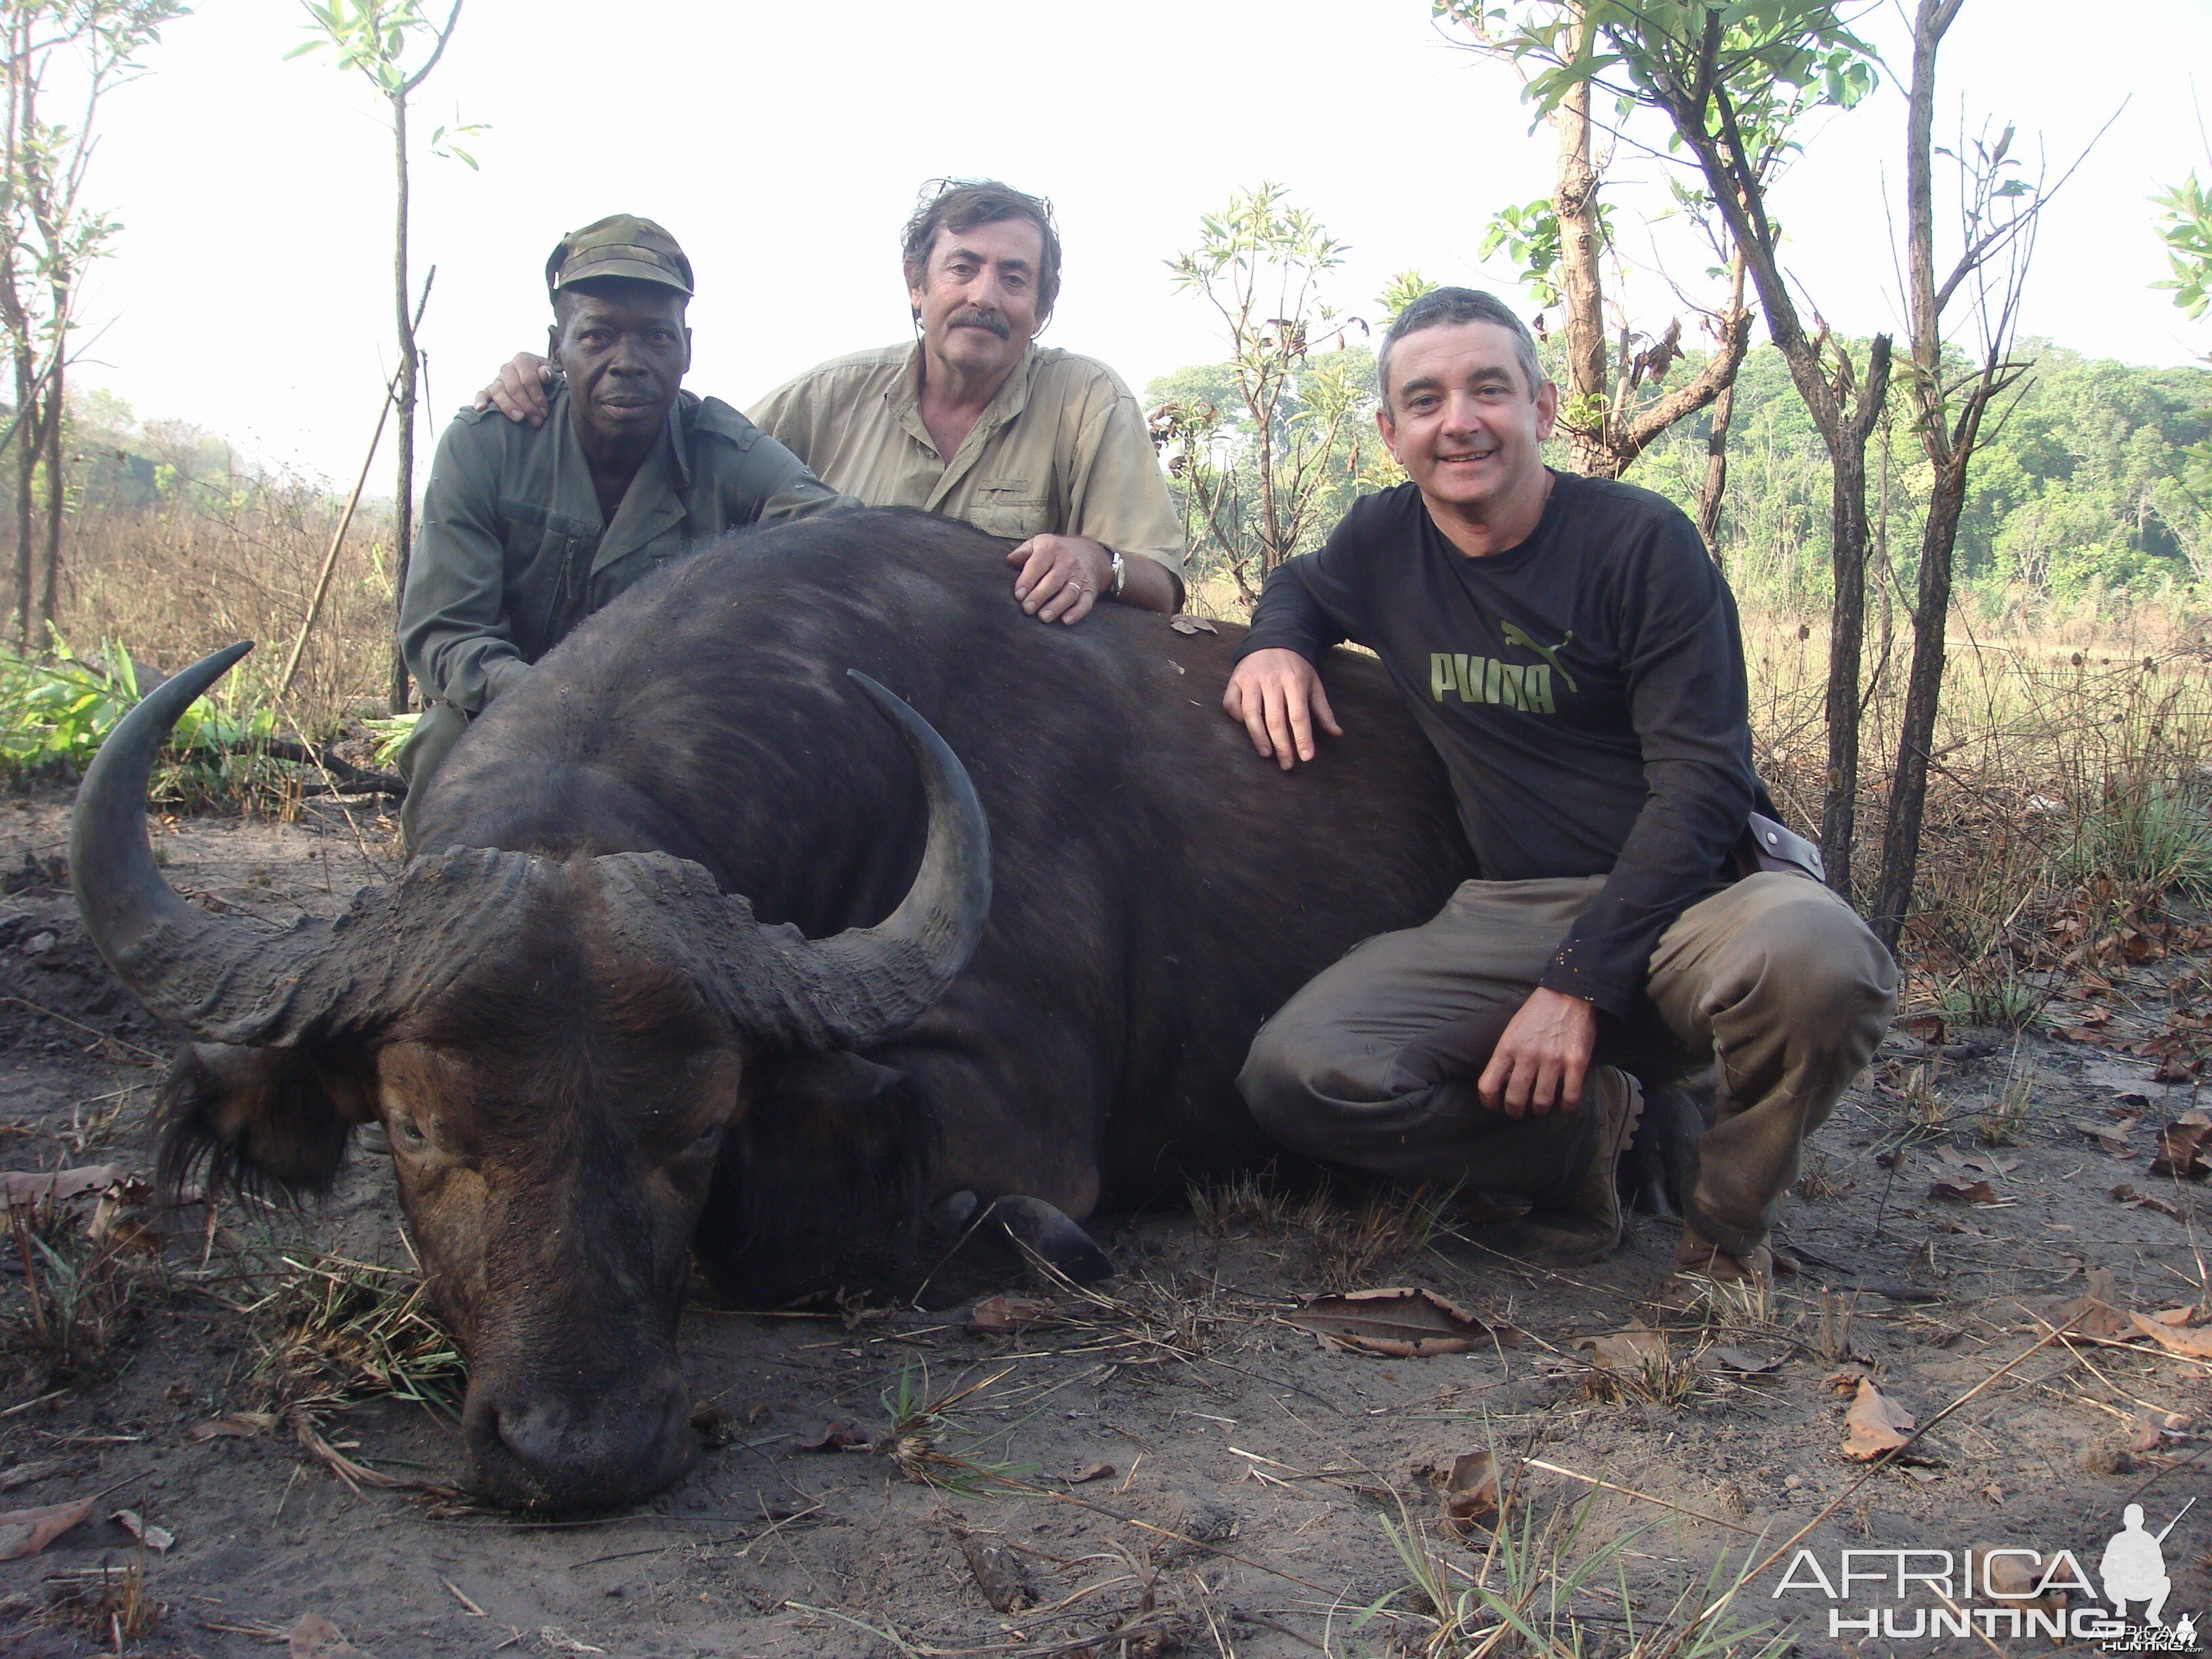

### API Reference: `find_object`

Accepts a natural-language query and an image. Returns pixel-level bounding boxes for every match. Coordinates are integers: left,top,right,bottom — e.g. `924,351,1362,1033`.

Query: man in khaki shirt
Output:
479,180,1185,626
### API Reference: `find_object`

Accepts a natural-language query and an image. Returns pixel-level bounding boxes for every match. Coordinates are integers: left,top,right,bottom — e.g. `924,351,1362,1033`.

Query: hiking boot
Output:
1513,1066,1643,1267
1673,1223,1774,1288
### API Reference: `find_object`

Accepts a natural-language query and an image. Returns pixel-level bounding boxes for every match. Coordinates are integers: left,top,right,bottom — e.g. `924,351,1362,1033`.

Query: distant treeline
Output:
1149,340,2212,615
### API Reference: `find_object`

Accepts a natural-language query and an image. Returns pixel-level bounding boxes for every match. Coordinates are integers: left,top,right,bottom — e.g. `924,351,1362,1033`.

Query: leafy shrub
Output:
0,636,280,798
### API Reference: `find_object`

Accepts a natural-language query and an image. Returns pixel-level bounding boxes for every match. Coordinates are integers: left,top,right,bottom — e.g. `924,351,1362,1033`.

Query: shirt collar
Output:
886,338,1040,453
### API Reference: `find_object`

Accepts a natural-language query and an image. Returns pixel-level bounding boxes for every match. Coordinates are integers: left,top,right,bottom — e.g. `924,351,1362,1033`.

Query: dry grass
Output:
242,1250,466,1419
1744,605,2212,1022
54,470,397,737
1190,1166,1457,1292
43,1560,165,1645
1374,1471,1790,1659
0,1194,160,1390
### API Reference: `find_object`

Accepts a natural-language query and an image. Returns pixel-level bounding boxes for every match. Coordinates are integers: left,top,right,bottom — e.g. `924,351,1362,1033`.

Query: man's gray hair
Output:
1376,287,1546,410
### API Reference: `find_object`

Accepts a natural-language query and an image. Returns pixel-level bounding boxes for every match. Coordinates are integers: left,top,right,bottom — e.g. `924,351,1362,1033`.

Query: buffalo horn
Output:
69,642,353,1044
71,644,550,1046
594,670,991,1050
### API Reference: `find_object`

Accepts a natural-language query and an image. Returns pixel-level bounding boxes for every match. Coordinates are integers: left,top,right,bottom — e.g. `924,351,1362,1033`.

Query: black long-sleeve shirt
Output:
1239,473,1757,1019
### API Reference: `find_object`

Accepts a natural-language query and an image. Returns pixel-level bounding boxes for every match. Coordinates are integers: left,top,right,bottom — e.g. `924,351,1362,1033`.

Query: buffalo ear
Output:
157,1042,377,1202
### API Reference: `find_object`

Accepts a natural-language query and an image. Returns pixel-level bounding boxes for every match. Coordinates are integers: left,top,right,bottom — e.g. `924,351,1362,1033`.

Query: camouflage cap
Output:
544,214,694,298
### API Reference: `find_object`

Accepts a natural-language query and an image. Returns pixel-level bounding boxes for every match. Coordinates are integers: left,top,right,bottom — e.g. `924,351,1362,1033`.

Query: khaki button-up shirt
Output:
746,341,1187,588
403,387,849,715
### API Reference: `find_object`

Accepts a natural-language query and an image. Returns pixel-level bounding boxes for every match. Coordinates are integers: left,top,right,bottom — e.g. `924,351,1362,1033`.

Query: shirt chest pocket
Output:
498,501,596,653
968,476,1050,541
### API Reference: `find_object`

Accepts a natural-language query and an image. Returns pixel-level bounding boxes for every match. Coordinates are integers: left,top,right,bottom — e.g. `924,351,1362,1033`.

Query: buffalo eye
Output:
391,1115,430,1151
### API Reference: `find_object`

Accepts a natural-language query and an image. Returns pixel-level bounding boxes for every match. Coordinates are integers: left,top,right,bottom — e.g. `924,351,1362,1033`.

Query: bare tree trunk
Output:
1552,22,1610,476
389,88,415,714
11,351,30,647
1694,251,1748,560
1821,443,1876,888
1695,379,1734,560
1872,452,1968,946
1870,0,1985,950
38,356,60,632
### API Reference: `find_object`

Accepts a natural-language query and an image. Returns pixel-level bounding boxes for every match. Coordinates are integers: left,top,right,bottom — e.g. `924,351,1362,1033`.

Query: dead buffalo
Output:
72,506,1473,1510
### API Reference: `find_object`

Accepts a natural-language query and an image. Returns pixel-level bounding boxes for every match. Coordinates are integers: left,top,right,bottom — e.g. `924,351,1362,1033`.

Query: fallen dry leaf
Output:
2112,1183,2187,1221
289,1612,373,1659
1575,1324,1668,1369
0,1163,125,1208
190,1412,278,1441
799,1420,870,1452
2053,1267,2135,1340
2076,1120,2135,1155
2151,1111,2212,1179
1168,615,1219,635
1841,1378,1916,1460
1282,1287,1494,1357
1441,1449,1499,1532
966,1294,1055,1334
1821,1368,1867,1394
1928,1179,1996,1203
2130,1310,2212,1359
1936,1147,2018,1177
1701,1345,1786,1376
1901,1012,1947,1044
1067,1461,1115,1485
110,1508,173,1553
0,1494,95,1561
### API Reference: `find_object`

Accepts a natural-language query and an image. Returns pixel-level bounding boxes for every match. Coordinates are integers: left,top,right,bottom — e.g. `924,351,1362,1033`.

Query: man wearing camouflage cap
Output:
396,213,851,839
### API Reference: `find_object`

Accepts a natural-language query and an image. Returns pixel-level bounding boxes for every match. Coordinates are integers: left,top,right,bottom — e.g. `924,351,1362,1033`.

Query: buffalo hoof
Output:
990,1195,1113,1285
929,1189,981,1236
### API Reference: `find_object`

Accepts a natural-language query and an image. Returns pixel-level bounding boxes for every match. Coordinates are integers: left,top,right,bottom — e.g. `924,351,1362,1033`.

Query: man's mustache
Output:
946,307,1012,340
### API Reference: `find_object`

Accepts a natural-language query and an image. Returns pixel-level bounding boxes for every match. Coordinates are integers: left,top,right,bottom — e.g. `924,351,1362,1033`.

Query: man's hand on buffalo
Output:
1477,987,1597,1119
1223,647,1343,771
476,351,558,427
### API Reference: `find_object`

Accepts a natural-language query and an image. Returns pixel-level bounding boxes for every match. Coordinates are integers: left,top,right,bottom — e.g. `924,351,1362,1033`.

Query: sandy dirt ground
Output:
0,783,2207,1658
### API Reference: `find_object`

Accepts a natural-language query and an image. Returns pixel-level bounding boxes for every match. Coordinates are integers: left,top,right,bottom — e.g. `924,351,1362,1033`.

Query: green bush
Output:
2062,778,2212,898
0,637,279,796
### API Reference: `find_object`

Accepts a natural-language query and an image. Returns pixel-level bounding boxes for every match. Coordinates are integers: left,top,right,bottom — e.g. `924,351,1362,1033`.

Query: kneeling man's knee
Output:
1237,1011,1397,1153
1757,893,1898,1057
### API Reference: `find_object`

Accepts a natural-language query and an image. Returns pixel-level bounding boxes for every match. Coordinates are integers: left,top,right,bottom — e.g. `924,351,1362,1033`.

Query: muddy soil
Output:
0,784,2207,1658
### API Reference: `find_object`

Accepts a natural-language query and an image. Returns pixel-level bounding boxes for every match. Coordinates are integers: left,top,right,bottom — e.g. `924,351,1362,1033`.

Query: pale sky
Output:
66,0,2212,489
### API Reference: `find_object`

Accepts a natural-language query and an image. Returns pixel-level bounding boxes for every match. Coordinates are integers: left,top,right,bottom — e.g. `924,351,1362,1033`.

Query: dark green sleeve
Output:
402,415,529,714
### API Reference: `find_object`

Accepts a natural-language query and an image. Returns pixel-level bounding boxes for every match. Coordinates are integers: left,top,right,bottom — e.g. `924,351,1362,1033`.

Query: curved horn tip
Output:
70,638,260,983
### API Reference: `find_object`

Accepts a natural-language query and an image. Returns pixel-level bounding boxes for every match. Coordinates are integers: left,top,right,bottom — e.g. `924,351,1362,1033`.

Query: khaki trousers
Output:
394,699,470,849
1238,872,1898,1252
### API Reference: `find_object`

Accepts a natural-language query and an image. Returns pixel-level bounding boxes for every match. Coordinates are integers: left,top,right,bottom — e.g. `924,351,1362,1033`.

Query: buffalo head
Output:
71,644,989,1511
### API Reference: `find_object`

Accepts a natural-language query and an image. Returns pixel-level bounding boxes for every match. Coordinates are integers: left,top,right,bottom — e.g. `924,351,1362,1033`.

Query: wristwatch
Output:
1107,549,1126,599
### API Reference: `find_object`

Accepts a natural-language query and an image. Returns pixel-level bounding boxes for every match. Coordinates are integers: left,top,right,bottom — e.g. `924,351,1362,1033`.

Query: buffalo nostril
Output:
468,1370,695,1508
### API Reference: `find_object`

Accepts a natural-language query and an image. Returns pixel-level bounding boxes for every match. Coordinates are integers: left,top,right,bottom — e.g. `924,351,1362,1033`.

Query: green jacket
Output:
402,387,849,714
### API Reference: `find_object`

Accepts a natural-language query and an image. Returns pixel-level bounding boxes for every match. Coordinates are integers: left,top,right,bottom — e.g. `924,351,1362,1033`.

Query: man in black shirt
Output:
1225,287,1896,1283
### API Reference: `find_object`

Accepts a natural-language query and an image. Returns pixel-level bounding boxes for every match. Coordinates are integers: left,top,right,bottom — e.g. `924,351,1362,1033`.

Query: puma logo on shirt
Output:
1429,651,1558,713
1429,628,1574,714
